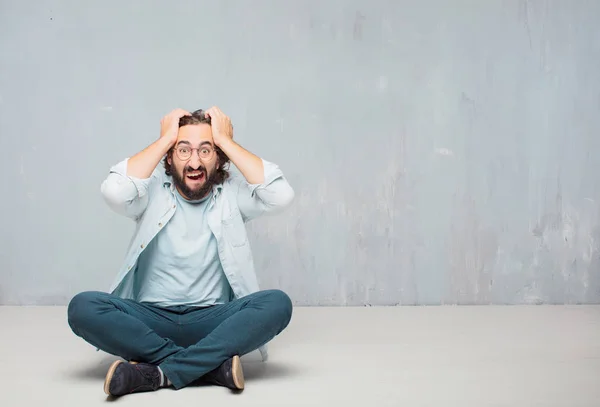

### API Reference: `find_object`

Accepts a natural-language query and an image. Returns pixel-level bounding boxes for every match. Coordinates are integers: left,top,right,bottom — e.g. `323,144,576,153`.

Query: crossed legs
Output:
67,289,292,391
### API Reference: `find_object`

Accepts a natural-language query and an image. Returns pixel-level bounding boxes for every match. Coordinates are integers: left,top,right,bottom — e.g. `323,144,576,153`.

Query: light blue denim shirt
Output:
99,156,295,361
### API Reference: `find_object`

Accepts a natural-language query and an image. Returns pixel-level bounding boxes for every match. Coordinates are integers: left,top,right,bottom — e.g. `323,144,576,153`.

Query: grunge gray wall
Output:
1,0,599,305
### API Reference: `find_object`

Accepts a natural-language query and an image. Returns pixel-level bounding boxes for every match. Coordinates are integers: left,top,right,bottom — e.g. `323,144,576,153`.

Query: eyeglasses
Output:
175,144,215,161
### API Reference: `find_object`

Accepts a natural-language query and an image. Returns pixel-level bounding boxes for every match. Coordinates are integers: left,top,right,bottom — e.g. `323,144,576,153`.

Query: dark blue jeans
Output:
67,289,292,389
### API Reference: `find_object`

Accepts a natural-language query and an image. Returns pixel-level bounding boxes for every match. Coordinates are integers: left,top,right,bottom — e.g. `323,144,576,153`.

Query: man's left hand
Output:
205,106,233,148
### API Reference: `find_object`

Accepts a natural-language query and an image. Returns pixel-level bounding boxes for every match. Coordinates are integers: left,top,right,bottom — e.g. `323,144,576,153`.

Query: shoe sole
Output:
231,355,245,390
104,360,124,396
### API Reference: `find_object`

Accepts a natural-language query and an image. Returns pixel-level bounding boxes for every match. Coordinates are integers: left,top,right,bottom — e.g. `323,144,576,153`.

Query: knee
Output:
67,291,104,332
263,289,293,326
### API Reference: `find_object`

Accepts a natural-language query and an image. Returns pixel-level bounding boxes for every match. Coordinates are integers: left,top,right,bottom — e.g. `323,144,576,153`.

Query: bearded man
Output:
67,107,295,397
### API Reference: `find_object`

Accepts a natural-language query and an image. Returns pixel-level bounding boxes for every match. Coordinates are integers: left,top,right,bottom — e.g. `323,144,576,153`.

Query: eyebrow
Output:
176,141,213,147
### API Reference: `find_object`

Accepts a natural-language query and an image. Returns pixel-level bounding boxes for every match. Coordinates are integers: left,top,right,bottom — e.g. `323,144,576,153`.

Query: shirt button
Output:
158,222,162,227
140,243,145,249
173,205,176,208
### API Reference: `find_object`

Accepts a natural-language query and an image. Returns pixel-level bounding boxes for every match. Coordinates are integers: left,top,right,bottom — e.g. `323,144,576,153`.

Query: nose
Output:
189,151,202,168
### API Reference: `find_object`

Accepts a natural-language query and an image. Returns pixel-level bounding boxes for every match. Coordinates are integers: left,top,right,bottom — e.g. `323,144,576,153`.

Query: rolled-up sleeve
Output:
235,159,295,221
100,158,156,219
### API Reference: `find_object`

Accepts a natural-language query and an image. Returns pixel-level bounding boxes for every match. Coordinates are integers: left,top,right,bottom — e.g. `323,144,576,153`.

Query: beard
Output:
171,164,219,201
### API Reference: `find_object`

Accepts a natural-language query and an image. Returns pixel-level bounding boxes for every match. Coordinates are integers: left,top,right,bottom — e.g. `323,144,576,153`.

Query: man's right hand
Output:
125,109,190,179
160,109,190,145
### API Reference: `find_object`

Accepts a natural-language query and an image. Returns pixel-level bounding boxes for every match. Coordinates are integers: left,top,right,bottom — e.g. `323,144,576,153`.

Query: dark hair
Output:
163,109,230,184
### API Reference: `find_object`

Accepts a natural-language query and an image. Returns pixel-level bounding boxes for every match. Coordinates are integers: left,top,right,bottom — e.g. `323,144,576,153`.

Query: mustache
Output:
184,166,206,173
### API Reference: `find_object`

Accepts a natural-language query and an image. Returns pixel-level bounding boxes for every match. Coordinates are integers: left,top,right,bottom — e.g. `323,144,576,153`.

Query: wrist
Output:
215,137,235,151
157,135,176,153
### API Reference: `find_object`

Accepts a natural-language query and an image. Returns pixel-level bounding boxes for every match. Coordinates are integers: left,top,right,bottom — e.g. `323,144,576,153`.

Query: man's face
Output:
168,123,219,200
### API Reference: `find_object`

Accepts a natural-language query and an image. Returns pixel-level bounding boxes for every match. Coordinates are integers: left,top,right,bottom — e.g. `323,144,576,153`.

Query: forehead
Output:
177,123,213,144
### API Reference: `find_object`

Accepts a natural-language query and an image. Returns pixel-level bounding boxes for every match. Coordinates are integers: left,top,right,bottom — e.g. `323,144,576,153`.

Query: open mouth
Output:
186,171,205,182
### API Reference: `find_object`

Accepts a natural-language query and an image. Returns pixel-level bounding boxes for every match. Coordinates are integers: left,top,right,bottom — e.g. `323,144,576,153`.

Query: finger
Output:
213,107,227,119
205,107,217,118
168,108,187,118
175,108,190,118
210,108,225,120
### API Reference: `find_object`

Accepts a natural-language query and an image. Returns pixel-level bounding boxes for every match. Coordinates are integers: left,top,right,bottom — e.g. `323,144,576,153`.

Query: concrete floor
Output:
1,305,599,406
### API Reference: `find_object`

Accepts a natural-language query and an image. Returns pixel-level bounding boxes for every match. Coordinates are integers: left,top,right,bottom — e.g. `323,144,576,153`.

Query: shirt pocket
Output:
221,211,248,248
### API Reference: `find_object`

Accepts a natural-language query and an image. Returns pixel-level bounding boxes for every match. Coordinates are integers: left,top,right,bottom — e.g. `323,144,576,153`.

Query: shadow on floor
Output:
242,361,301,382
65,355,115,381
64,355,302,383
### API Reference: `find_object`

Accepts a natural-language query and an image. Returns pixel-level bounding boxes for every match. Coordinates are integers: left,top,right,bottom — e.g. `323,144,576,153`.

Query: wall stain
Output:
353,11,366,41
